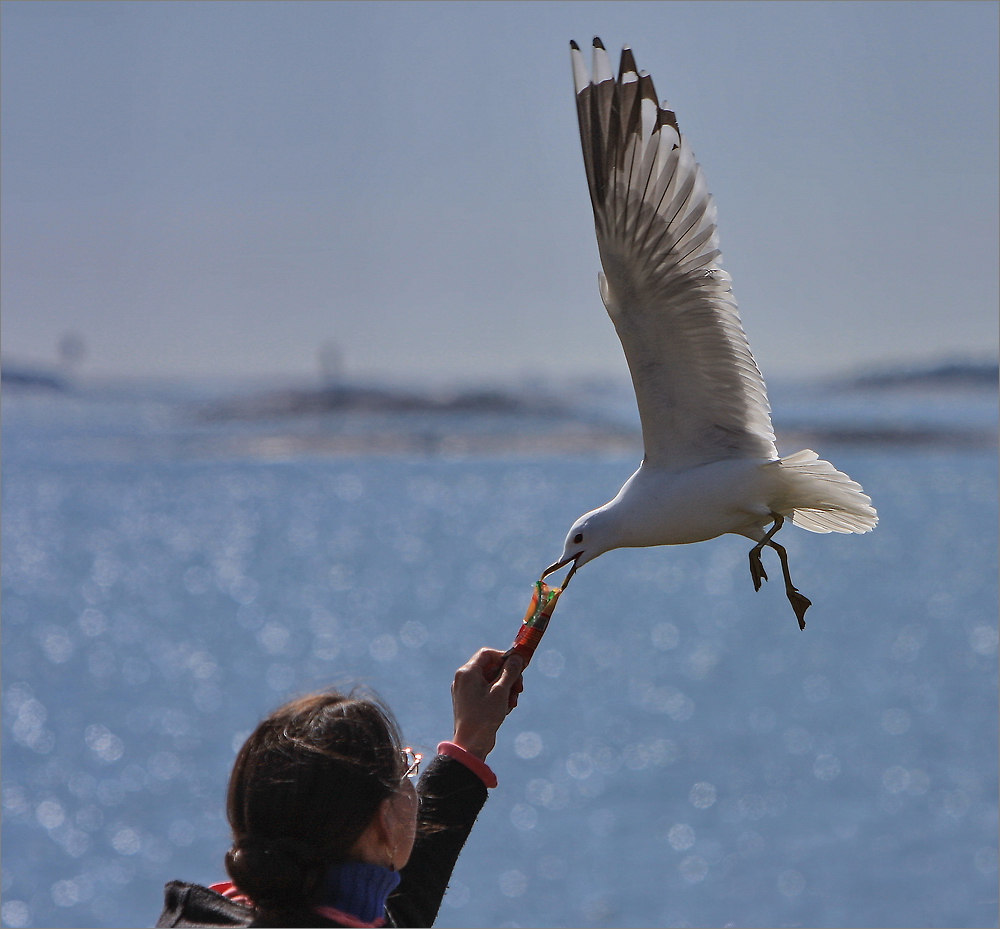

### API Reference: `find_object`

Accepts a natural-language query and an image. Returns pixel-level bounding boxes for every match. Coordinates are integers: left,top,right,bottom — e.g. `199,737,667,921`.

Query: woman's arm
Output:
388,650,524,927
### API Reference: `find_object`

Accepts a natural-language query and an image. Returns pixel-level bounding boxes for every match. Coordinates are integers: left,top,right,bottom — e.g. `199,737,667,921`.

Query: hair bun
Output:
225,836,323,906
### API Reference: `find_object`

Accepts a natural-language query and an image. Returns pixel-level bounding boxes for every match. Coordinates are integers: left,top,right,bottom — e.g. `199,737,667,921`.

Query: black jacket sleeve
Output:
385,755,489,928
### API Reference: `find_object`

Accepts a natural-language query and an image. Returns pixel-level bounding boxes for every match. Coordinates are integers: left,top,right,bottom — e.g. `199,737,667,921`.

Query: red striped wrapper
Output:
506,580,562,666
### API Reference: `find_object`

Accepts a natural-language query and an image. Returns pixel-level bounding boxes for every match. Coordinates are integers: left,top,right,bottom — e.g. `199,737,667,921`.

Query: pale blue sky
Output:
3,0,997,385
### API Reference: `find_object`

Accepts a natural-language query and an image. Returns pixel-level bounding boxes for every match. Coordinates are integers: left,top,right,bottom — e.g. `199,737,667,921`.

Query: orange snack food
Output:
505,580,562,667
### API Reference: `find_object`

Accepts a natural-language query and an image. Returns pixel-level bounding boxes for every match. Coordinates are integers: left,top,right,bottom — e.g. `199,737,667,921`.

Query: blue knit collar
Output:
317,860,401,924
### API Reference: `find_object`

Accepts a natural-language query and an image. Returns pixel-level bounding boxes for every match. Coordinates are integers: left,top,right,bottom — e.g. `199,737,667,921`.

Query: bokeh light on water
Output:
2,391,997,928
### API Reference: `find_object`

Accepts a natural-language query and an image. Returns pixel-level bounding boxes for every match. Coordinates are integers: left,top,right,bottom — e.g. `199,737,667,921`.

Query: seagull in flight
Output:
543,38,877,629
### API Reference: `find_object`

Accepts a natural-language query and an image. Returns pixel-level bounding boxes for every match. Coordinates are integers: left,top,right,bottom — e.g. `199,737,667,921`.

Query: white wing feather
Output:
572,39,777,471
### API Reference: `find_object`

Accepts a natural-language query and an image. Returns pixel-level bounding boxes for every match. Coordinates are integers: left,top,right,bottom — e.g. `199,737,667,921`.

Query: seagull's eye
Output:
573,533,584,545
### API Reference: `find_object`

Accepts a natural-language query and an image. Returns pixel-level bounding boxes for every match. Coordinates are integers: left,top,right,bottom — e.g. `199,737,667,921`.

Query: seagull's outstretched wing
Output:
572,38,777,471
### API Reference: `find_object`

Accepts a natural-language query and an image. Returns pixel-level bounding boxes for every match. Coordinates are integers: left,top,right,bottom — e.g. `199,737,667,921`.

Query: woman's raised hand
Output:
450,649,525,760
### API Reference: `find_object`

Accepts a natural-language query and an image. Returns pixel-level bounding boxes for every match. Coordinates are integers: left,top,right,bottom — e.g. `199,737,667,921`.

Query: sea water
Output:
2,389,997,928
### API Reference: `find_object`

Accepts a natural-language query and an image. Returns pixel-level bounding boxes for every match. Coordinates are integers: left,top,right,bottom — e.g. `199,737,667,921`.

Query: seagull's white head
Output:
542,506,619,588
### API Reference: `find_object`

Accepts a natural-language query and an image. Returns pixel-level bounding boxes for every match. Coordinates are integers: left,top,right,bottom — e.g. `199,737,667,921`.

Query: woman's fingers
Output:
464,647,505,679
493,653,524,690
484,652,523,711
451,649,526,758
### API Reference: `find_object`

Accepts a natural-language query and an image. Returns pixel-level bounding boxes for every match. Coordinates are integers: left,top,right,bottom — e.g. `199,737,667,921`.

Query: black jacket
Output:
156,755,489,928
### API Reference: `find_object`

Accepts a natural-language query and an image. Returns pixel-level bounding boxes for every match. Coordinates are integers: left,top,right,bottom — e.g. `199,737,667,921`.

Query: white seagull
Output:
542,39,877,629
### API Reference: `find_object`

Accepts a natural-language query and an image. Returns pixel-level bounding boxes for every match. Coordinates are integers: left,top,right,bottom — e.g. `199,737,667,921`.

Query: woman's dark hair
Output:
224,689,405,913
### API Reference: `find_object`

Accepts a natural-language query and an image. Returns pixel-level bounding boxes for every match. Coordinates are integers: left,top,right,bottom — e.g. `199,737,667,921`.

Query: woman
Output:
157,648,525,928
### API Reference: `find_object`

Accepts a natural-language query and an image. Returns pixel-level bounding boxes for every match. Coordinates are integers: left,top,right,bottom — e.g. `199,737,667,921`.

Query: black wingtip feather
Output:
593,36,606,50
619,46,637,77
570,39,580,50
659,105,680,132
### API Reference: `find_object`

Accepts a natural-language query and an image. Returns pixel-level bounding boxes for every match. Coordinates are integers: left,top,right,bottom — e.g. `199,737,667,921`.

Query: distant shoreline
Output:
7,422,993,464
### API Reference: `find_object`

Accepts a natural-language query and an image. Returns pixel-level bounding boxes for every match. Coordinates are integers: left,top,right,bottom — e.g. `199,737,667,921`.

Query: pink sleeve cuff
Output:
437,741,498,788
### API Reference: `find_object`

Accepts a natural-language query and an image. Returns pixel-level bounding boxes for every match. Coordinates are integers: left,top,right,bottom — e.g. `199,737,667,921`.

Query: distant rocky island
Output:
3,357,995,457
192,360,998,420
179,359,997,456
1,365,69,392
845,360,998,390
196,383,565,421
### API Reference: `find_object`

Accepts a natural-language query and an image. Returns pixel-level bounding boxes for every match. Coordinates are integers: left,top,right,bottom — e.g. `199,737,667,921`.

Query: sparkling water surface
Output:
3,390,997,928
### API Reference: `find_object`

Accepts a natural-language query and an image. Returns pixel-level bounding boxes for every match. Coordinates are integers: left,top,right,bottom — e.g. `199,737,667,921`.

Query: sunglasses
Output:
401,747,422,781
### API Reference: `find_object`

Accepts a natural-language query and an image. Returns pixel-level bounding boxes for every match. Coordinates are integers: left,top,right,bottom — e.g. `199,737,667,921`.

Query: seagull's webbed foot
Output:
785,586,812,631
749,548,768,591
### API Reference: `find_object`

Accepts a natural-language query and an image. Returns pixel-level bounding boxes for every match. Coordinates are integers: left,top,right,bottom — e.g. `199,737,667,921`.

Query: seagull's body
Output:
545,39,877,627
583,458,786,549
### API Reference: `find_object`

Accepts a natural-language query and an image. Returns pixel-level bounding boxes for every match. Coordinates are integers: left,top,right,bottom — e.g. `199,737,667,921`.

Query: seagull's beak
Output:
541,552,583,589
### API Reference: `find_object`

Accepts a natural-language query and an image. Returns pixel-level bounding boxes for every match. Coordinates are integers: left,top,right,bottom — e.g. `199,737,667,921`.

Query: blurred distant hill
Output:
192,359,998,422
3,356,995,457
1,364,69,392
195,383,565,421
843,360,998,391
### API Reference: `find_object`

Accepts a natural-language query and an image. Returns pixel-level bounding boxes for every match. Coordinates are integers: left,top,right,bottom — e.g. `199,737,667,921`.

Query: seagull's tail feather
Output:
772,449,878,534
